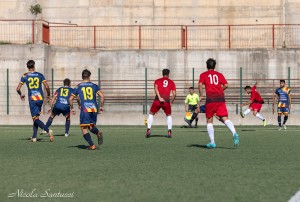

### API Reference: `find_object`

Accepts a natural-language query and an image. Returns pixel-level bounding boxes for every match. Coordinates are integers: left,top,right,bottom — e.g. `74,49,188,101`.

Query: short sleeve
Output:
288,88,291,95
72,87,78,96
20,75,25,84
199,73,204,84
54,88,59,97
275,88,279,95
172,81,176,90
219,73,228,85
185,95,188,104
95,84,101,94
196,94,200,102
40,74,46,83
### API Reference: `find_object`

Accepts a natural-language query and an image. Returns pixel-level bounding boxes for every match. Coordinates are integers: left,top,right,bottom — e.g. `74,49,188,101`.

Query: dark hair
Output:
27,60,35,69
280,80,285,83
244,86,251,90
63,78,71,86
189,87,194,89
82,69,91,80
162,69,170,76
206,58,216,70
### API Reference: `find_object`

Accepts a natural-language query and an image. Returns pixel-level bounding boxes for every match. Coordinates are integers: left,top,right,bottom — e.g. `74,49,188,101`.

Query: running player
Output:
240,82,267,126
16,60,54,142
146,69,176,138
199,58,239,148
45,78,78,137
184,87,200,128
69,69,104,150
273,80,291,130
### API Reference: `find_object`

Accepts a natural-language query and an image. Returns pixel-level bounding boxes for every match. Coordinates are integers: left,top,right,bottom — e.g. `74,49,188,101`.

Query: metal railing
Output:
2,20,300,49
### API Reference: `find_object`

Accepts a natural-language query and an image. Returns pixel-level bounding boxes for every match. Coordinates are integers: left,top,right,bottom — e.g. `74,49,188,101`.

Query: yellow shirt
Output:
185,93,200,105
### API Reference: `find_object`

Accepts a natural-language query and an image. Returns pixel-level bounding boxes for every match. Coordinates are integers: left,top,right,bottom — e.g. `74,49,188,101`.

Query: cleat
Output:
65,133,69,137
40,130,47,135
233,133,239,147
184,117,192,127
48,130,54,142
30,138,37,143
283,124,287,130
240,112,245,118
167,130,172,138
206,143,217,149
88,145,97,150
278,127,282,131
97,131,103,146
145,128,151,138
263,119,267,127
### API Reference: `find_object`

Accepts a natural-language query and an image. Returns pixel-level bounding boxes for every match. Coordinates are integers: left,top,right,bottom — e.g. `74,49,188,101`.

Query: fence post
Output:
98,67,101,106
145,68,148,114
7,68,9,115
185,26,188,50
51,68,54,96
192,67,195,88
139,25,141,50
239,67,243,113
32,20,35,44
94,26,96,49
272,24,275,48
288,66,290,87
228,25,231,49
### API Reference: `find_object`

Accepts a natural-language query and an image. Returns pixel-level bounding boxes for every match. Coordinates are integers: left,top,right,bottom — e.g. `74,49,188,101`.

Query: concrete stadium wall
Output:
0,44,300,125
1,0,300,25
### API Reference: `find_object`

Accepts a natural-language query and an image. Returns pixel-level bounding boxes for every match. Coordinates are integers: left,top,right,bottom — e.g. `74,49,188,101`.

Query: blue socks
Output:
278,116,282,127
283,116,288,124
45,117,53,130
83,133,94,146
34,119,49,133
90,127,99,136
32,123,38,138
65,119,70,134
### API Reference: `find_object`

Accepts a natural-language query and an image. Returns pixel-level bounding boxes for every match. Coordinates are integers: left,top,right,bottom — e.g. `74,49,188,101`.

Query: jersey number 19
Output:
81,87,93,100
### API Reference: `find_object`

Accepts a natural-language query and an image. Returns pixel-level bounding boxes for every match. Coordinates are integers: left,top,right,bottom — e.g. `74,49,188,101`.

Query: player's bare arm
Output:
48,94,57,114
254,81,258,86
16,83,25,101
76,96,81,110
42,81,51,101
289,94,292,110
69,95,76,115
198,82,203,102
273,93,278,114
170,90,176,106
222,83,228,91
241,99,254,107
97,90,105,113
155,84,165,102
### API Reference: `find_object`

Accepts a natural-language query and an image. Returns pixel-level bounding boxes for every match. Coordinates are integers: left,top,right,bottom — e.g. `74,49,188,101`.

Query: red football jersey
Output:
250,86,264,103
154,77,176,102
199,70,227,103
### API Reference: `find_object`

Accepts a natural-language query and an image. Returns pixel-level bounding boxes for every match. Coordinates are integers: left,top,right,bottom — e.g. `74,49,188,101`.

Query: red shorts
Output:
250,103,262,112
205,102,228,118
150,100,171,115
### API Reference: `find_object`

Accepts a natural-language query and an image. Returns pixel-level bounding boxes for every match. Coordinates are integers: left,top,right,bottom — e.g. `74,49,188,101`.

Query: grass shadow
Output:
241,129,256,131
19,138,43,142
187,144,236,150
54,134,66,137
149,134,170,138
68,145,88,150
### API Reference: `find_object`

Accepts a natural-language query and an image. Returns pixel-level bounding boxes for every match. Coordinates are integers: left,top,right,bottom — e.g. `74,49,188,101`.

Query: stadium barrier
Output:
2,67,299,115
1,20,300,49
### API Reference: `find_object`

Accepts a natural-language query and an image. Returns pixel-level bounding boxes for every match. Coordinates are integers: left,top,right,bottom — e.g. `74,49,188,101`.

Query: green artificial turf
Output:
0,125,299,202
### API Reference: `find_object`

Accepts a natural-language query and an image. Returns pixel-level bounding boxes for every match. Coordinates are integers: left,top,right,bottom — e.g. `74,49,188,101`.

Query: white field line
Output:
288,189,300,202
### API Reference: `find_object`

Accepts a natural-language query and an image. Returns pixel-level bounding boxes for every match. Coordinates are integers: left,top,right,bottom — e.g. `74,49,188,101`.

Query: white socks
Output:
167,116,172,130
224,120,236,136
207,123,215,144
243,109,251,116
256,113,265,121
147,114,153,129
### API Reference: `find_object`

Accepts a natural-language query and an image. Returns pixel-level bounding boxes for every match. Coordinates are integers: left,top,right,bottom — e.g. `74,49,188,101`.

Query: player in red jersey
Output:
199,58,239,148
146,69,176,138
240,82,267,126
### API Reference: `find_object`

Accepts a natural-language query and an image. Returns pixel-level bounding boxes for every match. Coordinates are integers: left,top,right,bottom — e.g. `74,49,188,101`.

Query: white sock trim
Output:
207,123,215,144
244,109,251,116
147,114,154,129
224,119,236,136
167,116,172,130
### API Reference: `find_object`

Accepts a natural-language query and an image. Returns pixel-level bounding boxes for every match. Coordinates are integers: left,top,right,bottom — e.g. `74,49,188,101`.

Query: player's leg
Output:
63,108,71,136
252,104,266,126
45,112,56,132
216,102,239,147
205,103,216,148
146,100,160,138
240,108,251,118
31,122,38,142
277,109,283,130
282,111,289,130
163,102,172,138
187,105,200,127
88,113,103,145
80,112,96,150
30,101,54,142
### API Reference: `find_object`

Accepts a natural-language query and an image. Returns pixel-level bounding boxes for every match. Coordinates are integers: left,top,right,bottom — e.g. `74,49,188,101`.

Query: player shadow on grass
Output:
148,134,170,138
19,138,43,142
187,144,237,149
53,134,66,137
68,145,89,150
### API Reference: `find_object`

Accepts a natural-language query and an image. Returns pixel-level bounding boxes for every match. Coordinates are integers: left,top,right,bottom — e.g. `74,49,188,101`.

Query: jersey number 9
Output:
28,77,39,89
163,80,168,87
81,87,93,100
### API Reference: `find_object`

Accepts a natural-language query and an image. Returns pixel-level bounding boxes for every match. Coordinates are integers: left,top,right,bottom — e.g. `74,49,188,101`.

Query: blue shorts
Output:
80,112,97,127
29,100,43,118
199,105,206,113
52,105,70,117
278,107,289,113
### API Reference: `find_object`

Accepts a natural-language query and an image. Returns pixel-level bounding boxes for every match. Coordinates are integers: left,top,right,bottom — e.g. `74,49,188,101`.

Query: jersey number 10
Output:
81,87,93,100
208,74,219,85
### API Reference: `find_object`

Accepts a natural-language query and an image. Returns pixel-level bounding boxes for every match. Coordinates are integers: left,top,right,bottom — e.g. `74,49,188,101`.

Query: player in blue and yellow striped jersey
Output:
69,69,104,150
45,78,79,137
16,60,54,142
273,80,292,130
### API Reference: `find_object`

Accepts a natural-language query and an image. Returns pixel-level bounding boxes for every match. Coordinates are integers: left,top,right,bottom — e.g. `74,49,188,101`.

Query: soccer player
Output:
184,87,200,127
273,80,292,130
69,69,104,150
240,82,267,126
16,60,54,142
146,69,176,138
199,58,239,148
45,78,78,137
